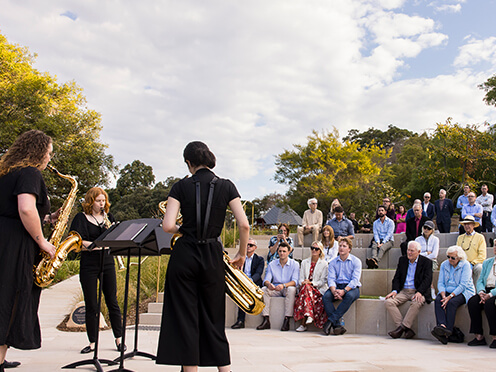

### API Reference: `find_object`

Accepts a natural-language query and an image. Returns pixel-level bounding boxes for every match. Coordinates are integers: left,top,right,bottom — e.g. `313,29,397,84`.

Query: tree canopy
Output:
480,74,496,107
0,33,115,208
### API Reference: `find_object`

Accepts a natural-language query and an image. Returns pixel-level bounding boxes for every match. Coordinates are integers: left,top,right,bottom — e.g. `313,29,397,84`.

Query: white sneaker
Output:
306,317,313,324
296,325,307,332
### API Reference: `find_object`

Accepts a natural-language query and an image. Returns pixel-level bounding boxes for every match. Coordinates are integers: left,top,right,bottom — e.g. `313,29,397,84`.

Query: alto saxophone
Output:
34,165,83,287
158,201,264,315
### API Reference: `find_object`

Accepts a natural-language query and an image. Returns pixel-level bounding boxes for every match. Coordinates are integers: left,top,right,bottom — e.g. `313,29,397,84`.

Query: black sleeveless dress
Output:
156,168,240,367
0,167,50,349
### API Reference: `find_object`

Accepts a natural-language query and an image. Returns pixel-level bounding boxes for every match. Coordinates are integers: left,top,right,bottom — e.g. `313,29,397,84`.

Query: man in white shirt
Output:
297,198,323,247
476,184,494,232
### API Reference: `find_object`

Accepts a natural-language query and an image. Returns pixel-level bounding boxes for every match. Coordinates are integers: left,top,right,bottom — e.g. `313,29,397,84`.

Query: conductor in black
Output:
156,141,249,372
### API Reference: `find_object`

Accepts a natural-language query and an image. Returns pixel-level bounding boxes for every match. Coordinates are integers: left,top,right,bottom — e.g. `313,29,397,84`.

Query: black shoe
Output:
323,320,333,335
80,345,95,354
431,329,448,345
231,320,245,329
333,325,347,335
116,341,127,352
432,325,452,337
365,258,374,269
468,337,487,346
490,339,496,348
281,316,290,331
256,316,270,330
3,360,21,369
404,327,416,339
388,325,405,339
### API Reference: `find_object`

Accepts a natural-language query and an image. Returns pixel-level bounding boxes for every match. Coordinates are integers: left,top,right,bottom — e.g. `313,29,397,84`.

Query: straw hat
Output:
459,215,480,228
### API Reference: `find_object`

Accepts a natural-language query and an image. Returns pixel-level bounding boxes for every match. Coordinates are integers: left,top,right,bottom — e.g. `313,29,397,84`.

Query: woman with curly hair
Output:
0,130,57,371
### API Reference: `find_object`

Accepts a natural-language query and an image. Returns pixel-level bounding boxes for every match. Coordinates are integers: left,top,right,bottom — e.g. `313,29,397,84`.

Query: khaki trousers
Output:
297,224,320,246
384,288,424,329
261,286,296,317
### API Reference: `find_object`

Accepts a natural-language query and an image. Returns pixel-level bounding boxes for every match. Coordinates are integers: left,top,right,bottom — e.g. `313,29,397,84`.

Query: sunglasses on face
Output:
247,244,256,247
447,255,458,260
310,246,320,251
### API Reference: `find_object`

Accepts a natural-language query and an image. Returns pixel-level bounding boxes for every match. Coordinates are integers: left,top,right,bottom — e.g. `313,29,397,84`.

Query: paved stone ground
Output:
7,276,496,371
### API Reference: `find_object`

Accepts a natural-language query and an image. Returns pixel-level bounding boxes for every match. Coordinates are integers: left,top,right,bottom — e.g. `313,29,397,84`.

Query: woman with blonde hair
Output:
321,225,338,262
293,241,329,331
70,187,124,354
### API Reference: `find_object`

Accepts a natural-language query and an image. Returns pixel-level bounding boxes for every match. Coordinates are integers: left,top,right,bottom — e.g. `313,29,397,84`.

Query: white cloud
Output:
454,36,496,68
435,4,462,13
0,0,493,200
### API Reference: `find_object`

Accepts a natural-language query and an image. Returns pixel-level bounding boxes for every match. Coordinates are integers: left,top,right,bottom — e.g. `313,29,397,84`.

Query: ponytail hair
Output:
183,141,216,169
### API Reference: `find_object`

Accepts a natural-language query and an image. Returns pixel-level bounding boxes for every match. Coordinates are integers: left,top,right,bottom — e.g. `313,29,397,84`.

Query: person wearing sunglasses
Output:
431,245,475,344
466,242,496,348
294,241,329,332
231,239,264,329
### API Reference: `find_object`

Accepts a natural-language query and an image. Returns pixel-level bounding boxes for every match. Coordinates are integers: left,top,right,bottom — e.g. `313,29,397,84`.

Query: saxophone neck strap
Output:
193,175,218,244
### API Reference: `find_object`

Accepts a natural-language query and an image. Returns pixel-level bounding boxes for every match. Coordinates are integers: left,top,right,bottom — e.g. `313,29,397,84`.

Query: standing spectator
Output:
231,238,265,329
375,197,395,220
349,213,360,234
395,205,407,234
321,225,338,263
267,223,293,263
431,246,475,345
456,184,471,210
294,241,329,332
366,206,395,269
435,189,454,233
406,200,426,220
326,206,354,240
461,192,483,234
257,243,299,331
422,192,435,220
322,238,361,336
401,204,429,256
297,198,323,247
476,184,494,233
326,199,342,224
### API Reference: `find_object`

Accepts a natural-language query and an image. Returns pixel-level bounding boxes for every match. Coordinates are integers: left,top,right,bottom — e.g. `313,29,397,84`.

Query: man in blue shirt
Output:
322,237,361,335
326,206,354,240
257,242,299,331
384,241,433,339
456,184,471,210
460,192,483,234
366,206,395,269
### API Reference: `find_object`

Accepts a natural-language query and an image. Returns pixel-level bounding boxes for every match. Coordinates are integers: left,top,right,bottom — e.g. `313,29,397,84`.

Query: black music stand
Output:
94,218,172,372
62,242,118,371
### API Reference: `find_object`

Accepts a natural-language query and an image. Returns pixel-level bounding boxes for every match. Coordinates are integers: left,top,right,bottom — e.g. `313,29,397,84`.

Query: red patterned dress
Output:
293,262,327,328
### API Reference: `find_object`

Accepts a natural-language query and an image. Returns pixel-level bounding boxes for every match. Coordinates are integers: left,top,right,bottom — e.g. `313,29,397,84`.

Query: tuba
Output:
34,165,83,287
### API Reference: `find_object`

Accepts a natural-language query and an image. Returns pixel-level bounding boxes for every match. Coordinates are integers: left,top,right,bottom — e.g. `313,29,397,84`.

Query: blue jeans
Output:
434,292,465,331
323,284,360,326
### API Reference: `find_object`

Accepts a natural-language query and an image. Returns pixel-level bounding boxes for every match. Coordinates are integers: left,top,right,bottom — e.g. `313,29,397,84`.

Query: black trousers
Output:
468,293,496,335
156,238,229,367
79,250,122,343
481,212,493,233
437,220,450,233
434,293,465,331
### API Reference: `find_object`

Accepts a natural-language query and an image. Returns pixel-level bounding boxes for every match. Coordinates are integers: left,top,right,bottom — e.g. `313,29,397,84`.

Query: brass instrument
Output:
223,251,265,315
158,200,182,247
34,165,83,287
102,209,126,272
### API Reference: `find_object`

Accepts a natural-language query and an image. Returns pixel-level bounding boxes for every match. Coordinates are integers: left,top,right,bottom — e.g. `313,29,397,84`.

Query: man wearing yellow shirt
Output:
457,215,487,284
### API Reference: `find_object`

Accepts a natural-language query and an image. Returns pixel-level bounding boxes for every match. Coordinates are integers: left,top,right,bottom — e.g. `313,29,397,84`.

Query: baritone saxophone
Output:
34,165,82,287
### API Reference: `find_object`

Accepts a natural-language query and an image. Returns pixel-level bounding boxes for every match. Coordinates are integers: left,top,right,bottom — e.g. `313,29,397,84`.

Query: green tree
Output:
0,32,115,207
115,160,155,197
479,74,496,107
251,192,287,219
275,129,390,218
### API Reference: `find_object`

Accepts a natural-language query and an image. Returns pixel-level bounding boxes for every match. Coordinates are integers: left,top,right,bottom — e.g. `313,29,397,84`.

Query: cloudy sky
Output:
1,0,496,200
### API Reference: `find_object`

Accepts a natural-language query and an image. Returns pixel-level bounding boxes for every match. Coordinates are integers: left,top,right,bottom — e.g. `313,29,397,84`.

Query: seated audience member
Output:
431,246,475,345
321,225,338,263
461,192,483,234
467,242,496,348
366,206,395,269
231,238,265,329
326,206,354,240
257,243,299,331
360,217,372,233
395,205,407,234
476,184,493,233
322,238,361,336
349,213,359,234
415,221,439,270
457,216,486,284
297,198,323,247
267,223,293,263
422,192,435,220
294,241,329,332
375,197,396,220
401,204,429,256
435,189,454,233
457,184,471,211
405,200,426,220
385,241,432,339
